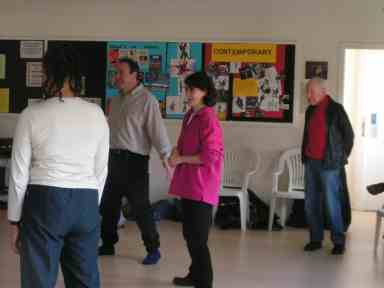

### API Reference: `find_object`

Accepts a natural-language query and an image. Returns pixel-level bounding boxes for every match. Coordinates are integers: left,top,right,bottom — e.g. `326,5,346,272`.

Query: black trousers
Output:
100,150,159,253
182,199,213,288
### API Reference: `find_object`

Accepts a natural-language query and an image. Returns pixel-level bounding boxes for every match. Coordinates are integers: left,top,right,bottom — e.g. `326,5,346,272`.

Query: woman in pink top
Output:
169,72,224,288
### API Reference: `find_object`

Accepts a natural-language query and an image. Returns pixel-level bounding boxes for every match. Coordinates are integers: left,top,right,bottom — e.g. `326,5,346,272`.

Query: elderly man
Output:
302,78,354,255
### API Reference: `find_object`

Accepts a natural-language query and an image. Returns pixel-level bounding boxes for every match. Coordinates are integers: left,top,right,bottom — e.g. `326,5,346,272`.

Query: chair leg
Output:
245,191,250,223
374,212,382,252
268,197,277,232
239,195,247,232
281,199,288,228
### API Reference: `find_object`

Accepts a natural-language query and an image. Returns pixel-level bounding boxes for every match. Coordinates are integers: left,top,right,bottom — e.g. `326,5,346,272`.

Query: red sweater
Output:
305,96,330,160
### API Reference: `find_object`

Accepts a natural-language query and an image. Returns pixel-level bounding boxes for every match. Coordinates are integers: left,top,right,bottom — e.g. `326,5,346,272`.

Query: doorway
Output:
342,47,384,211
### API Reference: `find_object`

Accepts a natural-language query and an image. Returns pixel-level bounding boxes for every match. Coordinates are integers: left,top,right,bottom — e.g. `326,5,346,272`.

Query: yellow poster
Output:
233,78,259,97
0,54,5,79
212,43,277,63
0,88,10,113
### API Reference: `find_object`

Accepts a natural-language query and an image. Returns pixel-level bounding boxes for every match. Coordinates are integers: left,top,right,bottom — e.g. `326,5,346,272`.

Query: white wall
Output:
1,0,384,203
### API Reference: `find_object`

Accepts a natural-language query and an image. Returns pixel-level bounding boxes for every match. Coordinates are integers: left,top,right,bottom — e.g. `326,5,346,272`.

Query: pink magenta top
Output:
169,106,224,206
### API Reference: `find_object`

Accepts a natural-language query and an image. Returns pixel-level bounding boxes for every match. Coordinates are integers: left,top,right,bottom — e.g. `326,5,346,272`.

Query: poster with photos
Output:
204,43,295,122
103,41,295,122
165,42,203,119
106,41,168,115
205,62,231,120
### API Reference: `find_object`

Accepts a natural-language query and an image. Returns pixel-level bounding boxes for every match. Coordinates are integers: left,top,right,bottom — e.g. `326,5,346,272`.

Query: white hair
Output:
306,77,328,93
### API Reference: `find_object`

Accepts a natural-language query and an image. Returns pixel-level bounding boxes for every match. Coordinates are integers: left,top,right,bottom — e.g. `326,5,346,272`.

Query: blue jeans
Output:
20,185,100,288
305,160,345,245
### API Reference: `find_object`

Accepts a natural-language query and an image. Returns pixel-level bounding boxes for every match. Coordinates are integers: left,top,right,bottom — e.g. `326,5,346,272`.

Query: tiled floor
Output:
0,210,383,287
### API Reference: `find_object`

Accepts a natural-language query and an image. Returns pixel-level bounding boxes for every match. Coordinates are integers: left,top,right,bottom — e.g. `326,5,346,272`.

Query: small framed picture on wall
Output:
305,61,328,79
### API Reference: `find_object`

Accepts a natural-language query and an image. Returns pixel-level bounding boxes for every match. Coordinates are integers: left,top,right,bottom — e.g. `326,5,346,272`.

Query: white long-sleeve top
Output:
8,97,110,222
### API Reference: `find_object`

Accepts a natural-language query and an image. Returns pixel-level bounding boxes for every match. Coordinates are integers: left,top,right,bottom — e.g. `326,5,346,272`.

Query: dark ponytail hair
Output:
185,72,217,107
42,45,81,99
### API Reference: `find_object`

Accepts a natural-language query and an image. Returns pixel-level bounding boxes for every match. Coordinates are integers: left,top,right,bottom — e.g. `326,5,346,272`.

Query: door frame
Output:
337,42,384,104
338,42,384,211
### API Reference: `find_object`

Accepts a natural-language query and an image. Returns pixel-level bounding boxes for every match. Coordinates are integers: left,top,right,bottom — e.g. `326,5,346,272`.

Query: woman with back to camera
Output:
169,72,224,288
8,45,109,288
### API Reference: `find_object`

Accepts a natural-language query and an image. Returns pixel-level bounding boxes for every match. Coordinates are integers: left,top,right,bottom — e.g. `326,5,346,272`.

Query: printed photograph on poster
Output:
167,78,189,117
118,49,128,59
0,54,6,79
206,62,229,77
305,61,328,79
108,49,120,65
170,59,196,77
239,65,253,80
244,97,258,118
166,96,181,114
213,75,229,90
252,64,266,79
118,49,136,61
232,97,246,114
177,42,191,60
116,49,149,72
0,88,10,113
137,49,150,72
20,41,44,59
212,75,230,102
145,73,169,89
215,102,228,121
26,62,43,87
149,55,162,73
259,95,280,112
246,97,258,110
166,95,188,118
230,62,241,74
128,49,137,60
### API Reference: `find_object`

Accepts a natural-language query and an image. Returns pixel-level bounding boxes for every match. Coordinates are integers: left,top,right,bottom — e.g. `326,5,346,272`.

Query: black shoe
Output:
172,275,194,287
304,242,322,252
332,244,345,255
98,245,115,256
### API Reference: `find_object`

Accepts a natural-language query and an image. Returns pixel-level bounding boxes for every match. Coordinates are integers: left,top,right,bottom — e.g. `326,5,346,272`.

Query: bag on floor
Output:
214,190,282,230
367,183,384,195
248,190,282,231
214,197,241,229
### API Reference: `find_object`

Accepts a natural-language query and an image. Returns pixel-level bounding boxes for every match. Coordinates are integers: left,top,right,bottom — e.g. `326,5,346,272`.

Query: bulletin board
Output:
0,40,44,113
3,39,295,123
47,41,107,108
